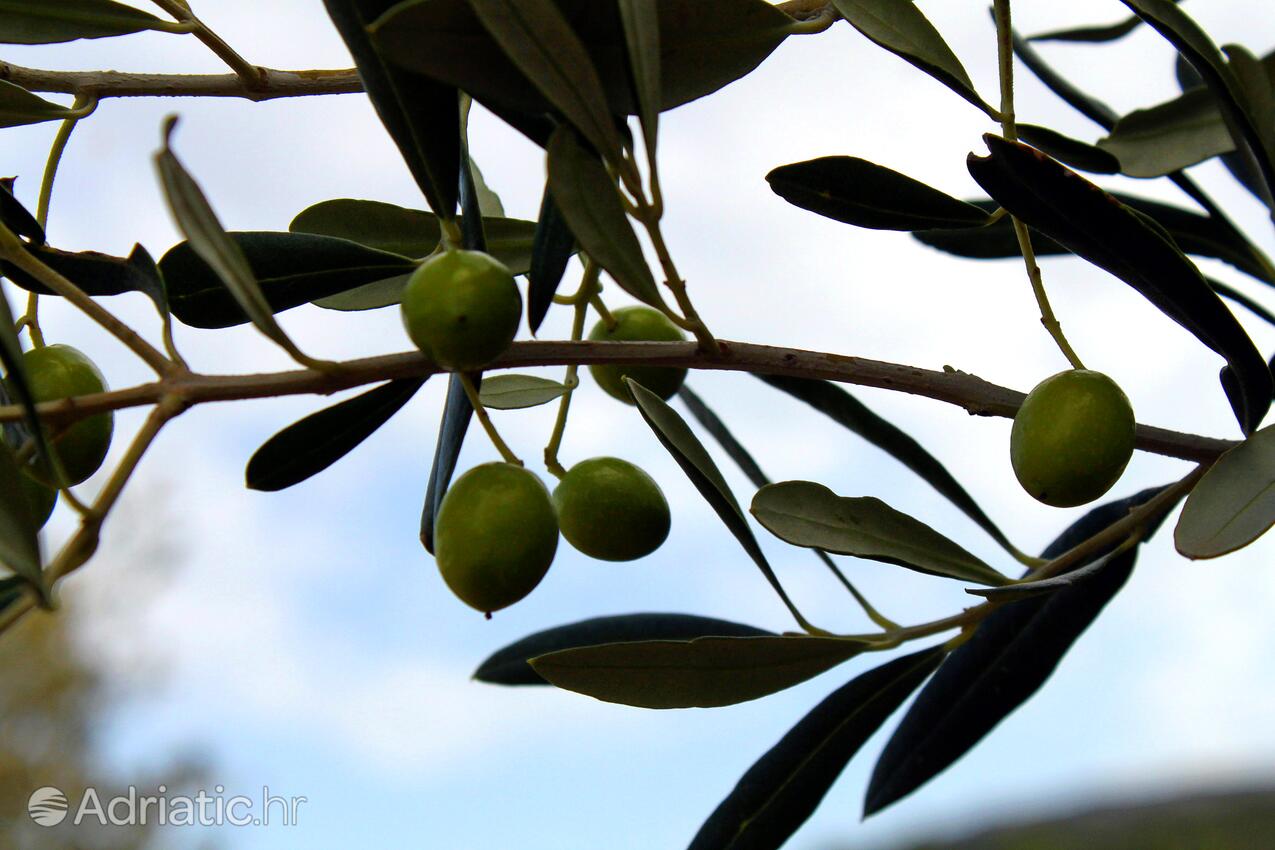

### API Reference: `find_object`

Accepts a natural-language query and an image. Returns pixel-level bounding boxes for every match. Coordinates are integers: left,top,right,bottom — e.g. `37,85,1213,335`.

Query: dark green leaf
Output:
290,199,539,275
322,0,460,219
1011,29,1118,129
678,385,768,490
1018,124,1119,174
0,179,43,245
420,373,476,554
245,379,425,492
1027,12,1151,44
1175,425,1275,558
1118,0,1275,207
0,80,78,128
0,0,167,44
458,99,487,254
864,486,1170,816
969,135,1271,434
832,0,993,116
758,375,1022,559
1098,87,1232,177
1207,279,1275,327
914,195,1275,286
4,243,167,301
530,634,870,709
159,231,414,328
690,646,944,850
628,379,802,621
468,0,625,161
0,440,42,586
766,156,991,231
966,547,1126,601
547,125,667,310
527,183,576,333
478,374,567,410
751,481,1007,586
474,613,774,685
370,0,795,130
619,0,660,161
0,284,59,490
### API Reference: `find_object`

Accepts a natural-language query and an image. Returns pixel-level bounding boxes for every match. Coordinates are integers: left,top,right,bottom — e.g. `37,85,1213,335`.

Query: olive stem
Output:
589,292,617,332
150,0,265,90
459,372,522,467
544,262,601,478
993,0,1086,371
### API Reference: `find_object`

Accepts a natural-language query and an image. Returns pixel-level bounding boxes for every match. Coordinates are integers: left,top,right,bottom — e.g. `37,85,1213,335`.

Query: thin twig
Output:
0,62,361,102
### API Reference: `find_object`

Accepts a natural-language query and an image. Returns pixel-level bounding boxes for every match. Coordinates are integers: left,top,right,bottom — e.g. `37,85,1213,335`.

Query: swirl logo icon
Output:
28,787,69,827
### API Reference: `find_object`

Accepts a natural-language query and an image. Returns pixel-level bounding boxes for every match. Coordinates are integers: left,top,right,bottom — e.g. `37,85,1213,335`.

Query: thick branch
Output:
0,339,1234,463
0,62,362,101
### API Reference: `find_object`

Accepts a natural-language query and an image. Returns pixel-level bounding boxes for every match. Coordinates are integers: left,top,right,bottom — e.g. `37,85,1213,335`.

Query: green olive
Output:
434,462,559,614
553,457,670,561
16,344,113,486
1010,369,1135,508
400,249,522,371
20,471,57,529
588,306,687,403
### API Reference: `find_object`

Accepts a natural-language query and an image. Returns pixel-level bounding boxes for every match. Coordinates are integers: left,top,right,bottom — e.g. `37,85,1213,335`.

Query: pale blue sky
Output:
5,2,1275,848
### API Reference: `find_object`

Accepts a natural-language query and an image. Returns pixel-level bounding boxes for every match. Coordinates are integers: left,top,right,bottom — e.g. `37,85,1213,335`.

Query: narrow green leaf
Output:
1018,123,1120,174
1118,0,1275,207
0,283,59,492
4,243,168,301
467,0,625,161
967,548,1125,601
1011,28,1119,129
864,486,1172,817
246,379,426,492
766,156,991,231
1175,425,1275,558
751,481,1007,586
310,273,412,312
458,96,488,255
0,0,168,44
527,183,576,333
158,231,415,328
322,0,460,219
421,374,476,554
0,440,42,586
619,0,661,161
914,195,1275,286
1098,87,1232,177
758,376,1022,560
832,0,993,116
155,119,299,353
547,125,667,311
1027,12,1150,44
0,179,44,245
0,80,77,129
530,634,870,709
477,374,567,410
627,379,800,618
689,646,945,850
474,613,774,685
969,134,1272,435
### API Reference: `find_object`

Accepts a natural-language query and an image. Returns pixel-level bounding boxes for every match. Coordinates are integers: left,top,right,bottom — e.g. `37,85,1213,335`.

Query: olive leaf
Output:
1011,28,1119,129
246,379,426,492
0,179,44,245
0,0,169,44
1098,87,1233,177
1017,124,1120,174
527,183,576,334
1175,425,1275,558
0,81,81,130
751,481,1008,586
689,646,945,850
766,156,992,231
619,0,661,162
530,634,871,709
421,374,476,554
0,431,43,588
0,281,60,492
478,374,568,410
475,613,774,685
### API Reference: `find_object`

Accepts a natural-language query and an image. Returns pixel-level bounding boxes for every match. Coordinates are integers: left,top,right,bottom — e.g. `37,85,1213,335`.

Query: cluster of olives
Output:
1010,368,1135,508
400,249,686,615
5,344,114,529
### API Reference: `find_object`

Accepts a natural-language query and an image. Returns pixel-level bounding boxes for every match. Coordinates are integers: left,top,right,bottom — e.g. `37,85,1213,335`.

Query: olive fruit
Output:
18,344,113,486
553,457,671,561
588,306,686,403
434,462,559,614
20,472,57,529
1010,369,1135,508
400,249,521,371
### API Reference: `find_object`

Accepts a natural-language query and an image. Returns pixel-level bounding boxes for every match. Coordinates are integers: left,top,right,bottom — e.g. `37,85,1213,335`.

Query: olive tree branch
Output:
0,62,362,102
0,340,1235,463
150,0,265,90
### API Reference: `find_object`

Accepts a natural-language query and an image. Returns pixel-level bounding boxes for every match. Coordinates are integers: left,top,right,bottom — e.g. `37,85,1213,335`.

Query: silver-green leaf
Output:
1175,425,1275,558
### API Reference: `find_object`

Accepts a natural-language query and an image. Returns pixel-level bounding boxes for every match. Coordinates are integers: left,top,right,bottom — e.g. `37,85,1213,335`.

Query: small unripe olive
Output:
434,462,559,614
400,249,521,371
17,344,113,486
1010,369,1135,508
553,457,670,561
588,306,687,403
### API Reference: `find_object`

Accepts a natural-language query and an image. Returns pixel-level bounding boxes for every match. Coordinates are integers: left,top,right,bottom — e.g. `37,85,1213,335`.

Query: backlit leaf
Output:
0,0,168,44
1176,425,1275,558
0,80,77,129
478,374,567,410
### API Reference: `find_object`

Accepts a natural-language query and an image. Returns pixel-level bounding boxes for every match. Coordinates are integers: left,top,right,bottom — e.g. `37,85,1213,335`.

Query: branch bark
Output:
0,62,362,101
0,339,1235,463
